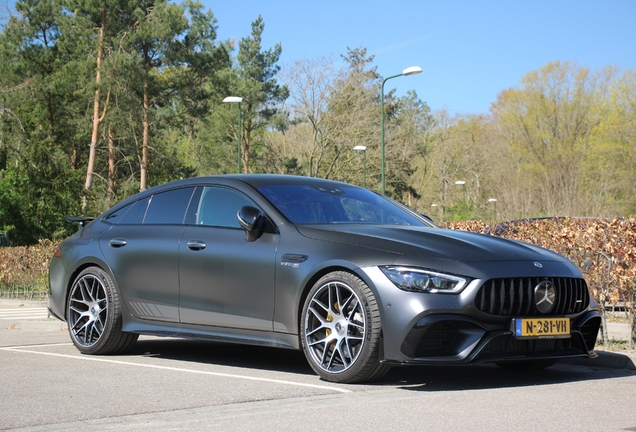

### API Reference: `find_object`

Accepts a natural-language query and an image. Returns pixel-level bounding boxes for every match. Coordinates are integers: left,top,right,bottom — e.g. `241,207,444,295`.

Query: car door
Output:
178,186,278,331
99,187,197,322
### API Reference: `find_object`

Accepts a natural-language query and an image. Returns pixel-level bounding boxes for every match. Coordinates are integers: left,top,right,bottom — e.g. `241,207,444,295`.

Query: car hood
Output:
295,224,576,277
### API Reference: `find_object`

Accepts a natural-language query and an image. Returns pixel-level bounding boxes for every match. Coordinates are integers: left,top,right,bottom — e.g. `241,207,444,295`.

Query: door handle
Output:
109,238,127,247
187,240,206,250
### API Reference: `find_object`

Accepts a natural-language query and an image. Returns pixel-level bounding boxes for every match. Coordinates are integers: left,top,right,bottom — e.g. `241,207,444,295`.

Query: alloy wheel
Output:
68,273,109,347
303,281,366,374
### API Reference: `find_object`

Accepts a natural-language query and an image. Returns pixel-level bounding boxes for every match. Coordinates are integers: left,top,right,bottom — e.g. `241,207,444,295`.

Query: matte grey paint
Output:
48,174,600,366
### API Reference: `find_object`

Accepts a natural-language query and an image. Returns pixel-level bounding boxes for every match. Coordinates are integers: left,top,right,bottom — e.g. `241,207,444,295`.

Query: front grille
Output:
475,277,589,316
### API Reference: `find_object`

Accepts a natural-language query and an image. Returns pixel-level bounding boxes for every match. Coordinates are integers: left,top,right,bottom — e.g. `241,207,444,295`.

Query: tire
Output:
496,359,559,370
300,271,390,383
67,266,138,355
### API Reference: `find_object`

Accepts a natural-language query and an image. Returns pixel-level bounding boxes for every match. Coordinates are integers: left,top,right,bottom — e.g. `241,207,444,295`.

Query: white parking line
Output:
0,345,352,394
3,342,72,349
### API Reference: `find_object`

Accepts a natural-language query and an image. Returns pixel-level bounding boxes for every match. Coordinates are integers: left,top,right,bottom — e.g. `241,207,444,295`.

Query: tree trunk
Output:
242,111,251,173
630,295,636,351
140,44,150,191
107,126,116,204
83,9,108,210
629,310,635,351
46,93,54,140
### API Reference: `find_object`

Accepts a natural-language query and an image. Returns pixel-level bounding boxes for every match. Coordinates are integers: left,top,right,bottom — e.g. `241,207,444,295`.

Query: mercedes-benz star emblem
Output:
534,281,557,313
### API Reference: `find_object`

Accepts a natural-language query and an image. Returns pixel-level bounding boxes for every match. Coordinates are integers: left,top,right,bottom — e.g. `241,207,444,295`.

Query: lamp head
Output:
402,66,422,76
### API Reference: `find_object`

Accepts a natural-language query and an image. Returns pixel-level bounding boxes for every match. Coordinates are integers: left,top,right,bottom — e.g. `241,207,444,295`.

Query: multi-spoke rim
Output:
68,273,109,347
304,281,366,374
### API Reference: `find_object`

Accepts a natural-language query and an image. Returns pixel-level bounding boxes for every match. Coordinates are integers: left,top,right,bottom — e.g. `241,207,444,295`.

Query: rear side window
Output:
106,197,150,225
144,188,196,224
104,203,133,224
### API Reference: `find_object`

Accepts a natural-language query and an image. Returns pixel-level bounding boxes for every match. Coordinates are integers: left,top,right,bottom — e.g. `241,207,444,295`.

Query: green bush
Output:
0,240,57,300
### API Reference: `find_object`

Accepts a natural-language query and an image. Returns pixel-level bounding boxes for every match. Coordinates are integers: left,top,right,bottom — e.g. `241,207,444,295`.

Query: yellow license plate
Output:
514,317,570,339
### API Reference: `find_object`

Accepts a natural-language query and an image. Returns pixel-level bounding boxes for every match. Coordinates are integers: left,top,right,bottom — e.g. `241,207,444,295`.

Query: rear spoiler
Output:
66,217,95,228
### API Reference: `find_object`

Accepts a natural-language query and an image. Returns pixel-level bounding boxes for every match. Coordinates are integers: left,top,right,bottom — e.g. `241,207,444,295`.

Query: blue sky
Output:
2,0,634,114
204,0,636,114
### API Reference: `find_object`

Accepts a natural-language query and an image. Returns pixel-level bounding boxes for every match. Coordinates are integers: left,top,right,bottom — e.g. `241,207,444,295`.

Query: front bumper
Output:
386,311,600,365
360,267,601,365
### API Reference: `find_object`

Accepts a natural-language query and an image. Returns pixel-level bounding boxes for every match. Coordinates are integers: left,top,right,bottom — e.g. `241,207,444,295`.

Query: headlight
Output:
380,266,468,294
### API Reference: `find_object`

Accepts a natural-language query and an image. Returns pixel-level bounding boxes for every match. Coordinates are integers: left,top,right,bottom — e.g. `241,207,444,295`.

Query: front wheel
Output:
67,266,138,355
300,271,389,383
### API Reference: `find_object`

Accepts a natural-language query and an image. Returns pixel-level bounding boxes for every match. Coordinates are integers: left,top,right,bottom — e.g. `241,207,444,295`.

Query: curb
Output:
0,299,48,308
4,319,68,332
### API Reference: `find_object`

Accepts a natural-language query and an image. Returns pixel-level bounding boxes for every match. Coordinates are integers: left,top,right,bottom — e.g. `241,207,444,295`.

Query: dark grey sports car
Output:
48,175,601,383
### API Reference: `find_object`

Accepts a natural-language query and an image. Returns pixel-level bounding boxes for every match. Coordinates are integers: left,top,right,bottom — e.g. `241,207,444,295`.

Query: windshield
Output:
257,183,427,226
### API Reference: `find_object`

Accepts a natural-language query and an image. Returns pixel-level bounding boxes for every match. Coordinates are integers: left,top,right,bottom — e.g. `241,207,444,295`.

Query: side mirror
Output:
237,206,264,242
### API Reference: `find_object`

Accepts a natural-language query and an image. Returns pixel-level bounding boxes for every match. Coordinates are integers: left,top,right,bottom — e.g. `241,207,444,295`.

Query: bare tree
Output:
492,61,614,216
278,56,334,176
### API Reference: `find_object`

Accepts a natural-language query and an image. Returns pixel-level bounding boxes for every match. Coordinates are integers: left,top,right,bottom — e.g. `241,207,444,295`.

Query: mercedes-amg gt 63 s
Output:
48,175,601,383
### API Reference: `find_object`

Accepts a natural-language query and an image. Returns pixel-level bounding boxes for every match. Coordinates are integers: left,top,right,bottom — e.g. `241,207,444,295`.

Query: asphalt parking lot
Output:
2,300,636,431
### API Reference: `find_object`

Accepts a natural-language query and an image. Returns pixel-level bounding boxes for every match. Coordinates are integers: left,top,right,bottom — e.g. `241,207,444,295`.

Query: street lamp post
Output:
430,203,440,222
381,66,422,195
488,198,498,220
223,96,243,173
353,145,367,188
455,180,467,216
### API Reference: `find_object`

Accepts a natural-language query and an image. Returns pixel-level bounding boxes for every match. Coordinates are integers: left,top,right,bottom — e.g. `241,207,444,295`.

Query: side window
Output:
113,197,150,225
144,188,196,224
196,187,254,228
104,203,133,225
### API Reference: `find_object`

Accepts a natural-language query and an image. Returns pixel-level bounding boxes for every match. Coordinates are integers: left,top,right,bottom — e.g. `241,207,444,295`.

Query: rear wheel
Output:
67,266,138,354
301,271,389,383
496,359,559,370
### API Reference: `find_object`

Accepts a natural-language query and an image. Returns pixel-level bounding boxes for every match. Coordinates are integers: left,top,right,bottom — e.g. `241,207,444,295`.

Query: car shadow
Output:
381,360,635,391
562,350,636,370
129,337,315,376
127,337,635,391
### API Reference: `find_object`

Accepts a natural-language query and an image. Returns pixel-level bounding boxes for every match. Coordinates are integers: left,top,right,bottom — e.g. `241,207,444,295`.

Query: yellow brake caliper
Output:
325,302,340,342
